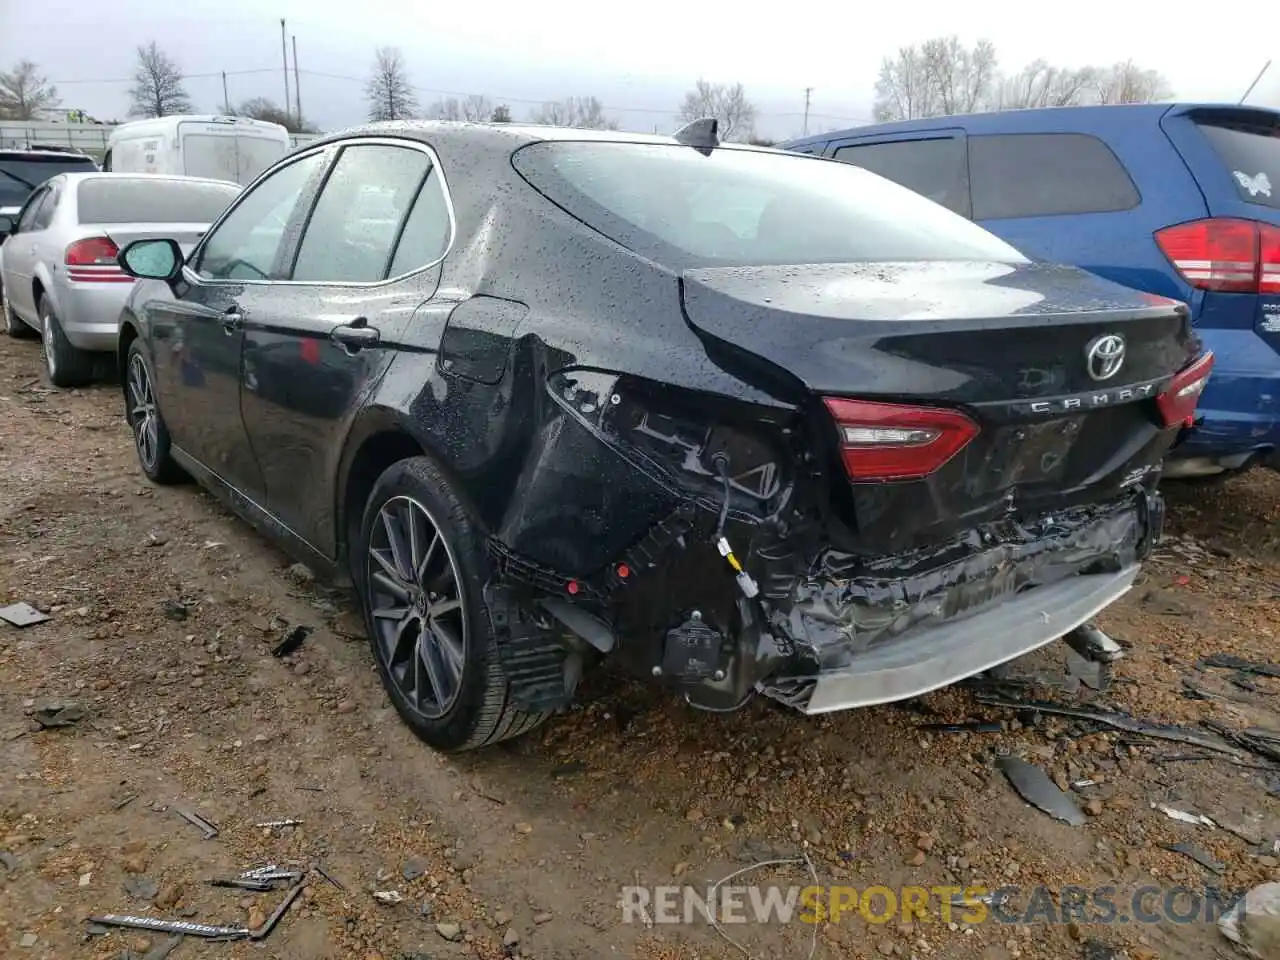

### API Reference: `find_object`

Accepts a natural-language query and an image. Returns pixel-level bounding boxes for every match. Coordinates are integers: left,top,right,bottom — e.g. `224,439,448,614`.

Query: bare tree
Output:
530,95,617,130
0,61,61,120
365,47,419,121
873,47,937,121
234,97,315,133
490,103,512,123
1096,60,1173,104
677,80,756,142
426,94,492,122
874,37,996,120
128,42,191,118
995,60,1103,109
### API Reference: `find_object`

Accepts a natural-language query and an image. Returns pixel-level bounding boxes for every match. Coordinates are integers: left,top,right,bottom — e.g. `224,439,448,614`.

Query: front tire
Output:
125,339,185,484
355,456,551,752
40,295,94,387
2,282,35,339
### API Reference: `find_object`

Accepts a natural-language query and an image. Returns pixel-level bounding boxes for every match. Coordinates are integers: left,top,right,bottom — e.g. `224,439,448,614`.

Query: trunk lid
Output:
101,223,208,258
681,259,1198,548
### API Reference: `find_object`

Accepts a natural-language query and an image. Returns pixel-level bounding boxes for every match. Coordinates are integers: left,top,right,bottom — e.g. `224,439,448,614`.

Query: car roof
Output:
304,119,783,155
782,101,1280,150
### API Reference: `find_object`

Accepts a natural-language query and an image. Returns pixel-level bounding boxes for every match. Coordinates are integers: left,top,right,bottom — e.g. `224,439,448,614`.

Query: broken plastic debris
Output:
373,890,405,904
0,602,50,627
1152,803,1216,828
1164,841,1225,874
998,756,1086,826
88,914,249,939
33,703,87,728
173,806,219,839
1220,881,1280,958
272,624,312,658
255,819,303,829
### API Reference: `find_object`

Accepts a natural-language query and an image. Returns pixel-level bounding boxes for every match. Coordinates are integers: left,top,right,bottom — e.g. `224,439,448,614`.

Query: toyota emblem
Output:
1085,334,1126,381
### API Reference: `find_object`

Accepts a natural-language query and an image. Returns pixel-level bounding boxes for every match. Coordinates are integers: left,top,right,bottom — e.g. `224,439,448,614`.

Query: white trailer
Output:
102,115,294,186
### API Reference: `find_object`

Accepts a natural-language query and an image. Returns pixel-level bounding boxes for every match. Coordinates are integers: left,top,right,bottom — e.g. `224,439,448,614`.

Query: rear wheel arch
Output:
117,315,140,382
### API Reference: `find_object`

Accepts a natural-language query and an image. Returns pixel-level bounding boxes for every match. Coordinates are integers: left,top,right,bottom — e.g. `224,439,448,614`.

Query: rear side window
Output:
291,143,432,283
1195,120,1280,210
512,141,1026,268
77,178,240,224
0,155,95,208
831,138,970,216
969,133,1139,219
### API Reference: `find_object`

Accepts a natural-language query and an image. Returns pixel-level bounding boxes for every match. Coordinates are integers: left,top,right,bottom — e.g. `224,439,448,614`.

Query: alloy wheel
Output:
41,304,57,376
128,353,159,470
367,495,468,719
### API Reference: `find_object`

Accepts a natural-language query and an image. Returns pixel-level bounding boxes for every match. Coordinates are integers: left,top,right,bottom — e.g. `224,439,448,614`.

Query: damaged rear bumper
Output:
762,564,1139,713
754,495,1158,713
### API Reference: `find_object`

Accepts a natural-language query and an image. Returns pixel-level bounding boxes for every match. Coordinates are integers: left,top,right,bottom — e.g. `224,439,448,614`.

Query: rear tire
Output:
39,295,94,387
2,282,35,339
355,456,551,753
125,339,185,485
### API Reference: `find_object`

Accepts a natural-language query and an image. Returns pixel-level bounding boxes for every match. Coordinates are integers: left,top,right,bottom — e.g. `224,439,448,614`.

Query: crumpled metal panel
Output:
765,501,1145,673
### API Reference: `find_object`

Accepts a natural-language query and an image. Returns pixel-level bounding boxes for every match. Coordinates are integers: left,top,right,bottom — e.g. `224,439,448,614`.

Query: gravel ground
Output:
1,334,1278,960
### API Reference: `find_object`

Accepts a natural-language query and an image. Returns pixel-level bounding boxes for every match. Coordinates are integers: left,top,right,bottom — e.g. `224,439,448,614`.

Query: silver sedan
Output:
0,172,240,387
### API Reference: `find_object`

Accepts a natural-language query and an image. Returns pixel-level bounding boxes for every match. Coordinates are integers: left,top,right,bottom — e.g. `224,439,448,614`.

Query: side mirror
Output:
118,238,184,283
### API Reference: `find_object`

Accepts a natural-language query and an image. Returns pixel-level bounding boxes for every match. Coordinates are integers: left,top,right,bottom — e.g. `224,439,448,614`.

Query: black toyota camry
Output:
113,119,1212,752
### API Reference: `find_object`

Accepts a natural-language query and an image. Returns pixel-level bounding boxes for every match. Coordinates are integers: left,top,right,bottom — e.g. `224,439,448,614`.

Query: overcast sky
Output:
4,0,1280,140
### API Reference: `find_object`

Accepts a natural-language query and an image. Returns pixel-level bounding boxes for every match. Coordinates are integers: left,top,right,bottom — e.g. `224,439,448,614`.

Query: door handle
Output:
222,306,242,335
330,317,380,351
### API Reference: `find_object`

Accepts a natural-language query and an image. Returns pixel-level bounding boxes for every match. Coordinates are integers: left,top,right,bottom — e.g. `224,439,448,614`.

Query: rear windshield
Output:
77,177,240,224
510,141,1029,268
1196,119,1280,210
0,155,97,208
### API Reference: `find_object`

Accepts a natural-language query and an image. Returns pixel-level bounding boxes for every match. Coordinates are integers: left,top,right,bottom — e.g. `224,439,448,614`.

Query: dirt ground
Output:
1,334,1279,960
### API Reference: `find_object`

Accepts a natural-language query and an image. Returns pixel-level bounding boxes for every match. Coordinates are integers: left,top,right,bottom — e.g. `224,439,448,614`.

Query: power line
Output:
51,66,873,126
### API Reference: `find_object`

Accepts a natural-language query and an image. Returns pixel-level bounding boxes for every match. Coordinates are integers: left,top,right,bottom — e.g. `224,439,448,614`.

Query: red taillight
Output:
823,397,979,482
65,237,131,283
1154,217,1280,294
1156,351,1215,428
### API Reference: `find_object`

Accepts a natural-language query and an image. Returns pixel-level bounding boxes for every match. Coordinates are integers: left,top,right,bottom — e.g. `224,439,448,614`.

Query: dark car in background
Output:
784,103,1280,479
112,120,1210,753
0,147,98,239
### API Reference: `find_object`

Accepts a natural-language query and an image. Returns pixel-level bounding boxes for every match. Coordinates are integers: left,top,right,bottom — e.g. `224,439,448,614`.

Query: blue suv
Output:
783,104,1280,478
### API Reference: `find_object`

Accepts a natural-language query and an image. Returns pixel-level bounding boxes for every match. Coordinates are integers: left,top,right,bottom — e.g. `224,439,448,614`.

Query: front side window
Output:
832,138,970,216
512,141,1025,269
290,143,432,283
194,151,324,281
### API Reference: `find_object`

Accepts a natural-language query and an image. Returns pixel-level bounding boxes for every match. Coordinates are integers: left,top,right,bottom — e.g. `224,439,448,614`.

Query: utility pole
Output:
803,87,813,137
292,35,302,124
280,18,291,123
221,71,230,114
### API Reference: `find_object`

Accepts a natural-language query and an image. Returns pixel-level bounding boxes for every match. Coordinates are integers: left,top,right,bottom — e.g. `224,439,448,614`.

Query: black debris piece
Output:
1082,939,1120,960
141,935,184,960
160,600,188,622
210,876,276,892
1164,841,1226,874
314,862,346,890
1200,653,1280,678
998,756,1087,826
0,602,51,627
272,624,312,658
917,721,1003,734
1063,623,1125,663
1203,721,1280,764
975,695,1246,757
249,881,305,940
34,702,87,728
173,806,219,839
